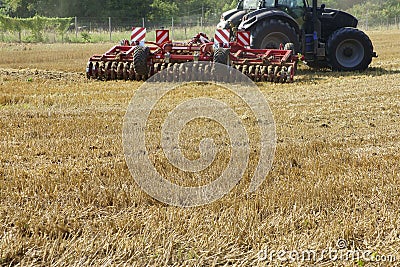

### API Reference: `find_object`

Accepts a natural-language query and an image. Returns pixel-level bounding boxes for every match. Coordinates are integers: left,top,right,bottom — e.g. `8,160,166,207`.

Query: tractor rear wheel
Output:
133,46,149,76
327,27,373,71
251,19,299,52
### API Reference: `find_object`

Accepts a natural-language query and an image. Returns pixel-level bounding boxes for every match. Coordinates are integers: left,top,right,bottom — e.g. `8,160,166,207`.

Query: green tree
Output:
149,0,178,20
1,0,35,17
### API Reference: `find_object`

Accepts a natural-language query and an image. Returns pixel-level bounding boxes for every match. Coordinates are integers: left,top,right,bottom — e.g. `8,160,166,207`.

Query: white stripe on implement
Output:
131,27,143,35
131,28,146,41
215,30,229,43
131,27,146,42
135,30,146,41
237,31,250,46
156,30,169,44
215,29,230,44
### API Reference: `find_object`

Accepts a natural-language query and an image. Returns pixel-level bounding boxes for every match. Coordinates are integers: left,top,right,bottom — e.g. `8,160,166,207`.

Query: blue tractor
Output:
218,0,377,71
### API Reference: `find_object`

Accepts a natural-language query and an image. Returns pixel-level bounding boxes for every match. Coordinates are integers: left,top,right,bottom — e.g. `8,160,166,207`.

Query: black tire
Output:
251,19,300,52
133,46,149,76
213,48,230,64
327,27,373,71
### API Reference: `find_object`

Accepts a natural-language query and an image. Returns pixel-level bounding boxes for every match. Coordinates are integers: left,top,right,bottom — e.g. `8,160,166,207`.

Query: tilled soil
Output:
0,68,85,82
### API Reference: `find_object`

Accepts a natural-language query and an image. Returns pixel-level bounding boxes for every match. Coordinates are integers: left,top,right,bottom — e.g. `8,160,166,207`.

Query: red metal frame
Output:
87,29,299,82
88,41,296,64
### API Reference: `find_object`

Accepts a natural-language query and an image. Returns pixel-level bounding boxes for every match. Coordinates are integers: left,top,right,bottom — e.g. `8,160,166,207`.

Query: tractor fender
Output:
238,10,300,35
217,10,247,29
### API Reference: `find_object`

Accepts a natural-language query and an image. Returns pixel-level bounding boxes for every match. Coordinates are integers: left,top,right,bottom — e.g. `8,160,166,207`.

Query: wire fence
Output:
358,16,400,31
0,14,399,43
73,15,220,32
0,14,221,43
71,15,221,40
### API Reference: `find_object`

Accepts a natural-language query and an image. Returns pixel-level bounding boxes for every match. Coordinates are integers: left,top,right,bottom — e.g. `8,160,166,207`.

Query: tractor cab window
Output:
237,0,244,9
263,0,275,7
277,0,304,7
277,0,306,24
243,0,260,9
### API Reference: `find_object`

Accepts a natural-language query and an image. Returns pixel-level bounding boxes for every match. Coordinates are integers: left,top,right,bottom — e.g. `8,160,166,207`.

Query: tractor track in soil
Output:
0,68,85,82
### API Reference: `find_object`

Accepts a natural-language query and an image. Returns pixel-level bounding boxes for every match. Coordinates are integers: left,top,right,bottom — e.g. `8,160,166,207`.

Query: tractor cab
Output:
218,0,307,30
241,0,306,9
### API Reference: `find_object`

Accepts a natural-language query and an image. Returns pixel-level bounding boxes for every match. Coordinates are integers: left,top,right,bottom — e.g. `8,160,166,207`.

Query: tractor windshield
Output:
243,0,259,9
277,0,304,7
264,0,275,7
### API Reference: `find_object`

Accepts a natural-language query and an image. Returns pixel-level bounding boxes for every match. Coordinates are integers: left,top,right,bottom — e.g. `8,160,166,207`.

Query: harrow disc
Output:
178,64,186,82
117,62,124,80
87,59,295,83
123,62,130,80
260,66,267,82
92,62,99,79
254,65,261,82
104,61,112,80
129,63,136,80
172,64,180,81
280,66,288,83
268,66,274,82
86,60,295,83
287,66,294,83
99,62,106,80
248,65,255,80
86,61,93,79
111,62,117,80
273,66,280,83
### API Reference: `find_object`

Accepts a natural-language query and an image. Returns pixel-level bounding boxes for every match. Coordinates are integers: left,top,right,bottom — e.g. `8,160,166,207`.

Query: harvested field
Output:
0,30,400,266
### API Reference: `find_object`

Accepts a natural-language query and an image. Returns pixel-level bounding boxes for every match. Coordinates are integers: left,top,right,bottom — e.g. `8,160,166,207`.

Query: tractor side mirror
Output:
321,4,326,11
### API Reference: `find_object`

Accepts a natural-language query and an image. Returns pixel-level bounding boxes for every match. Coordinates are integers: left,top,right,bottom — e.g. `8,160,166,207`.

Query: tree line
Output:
347,0,400,24
1,0,399,24
0,0,236,23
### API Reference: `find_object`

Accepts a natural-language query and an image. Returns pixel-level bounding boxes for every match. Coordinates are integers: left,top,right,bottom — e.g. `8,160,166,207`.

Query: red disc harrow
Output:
86,28,299,83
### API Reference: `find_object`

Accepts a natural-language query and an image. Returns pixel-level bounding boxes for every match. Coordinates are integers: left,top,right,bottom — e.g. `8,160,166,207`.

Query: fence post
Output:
201,5,204,28
75,16,78,38
109,17,112,41
171,17,174,40
142,18,145,28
